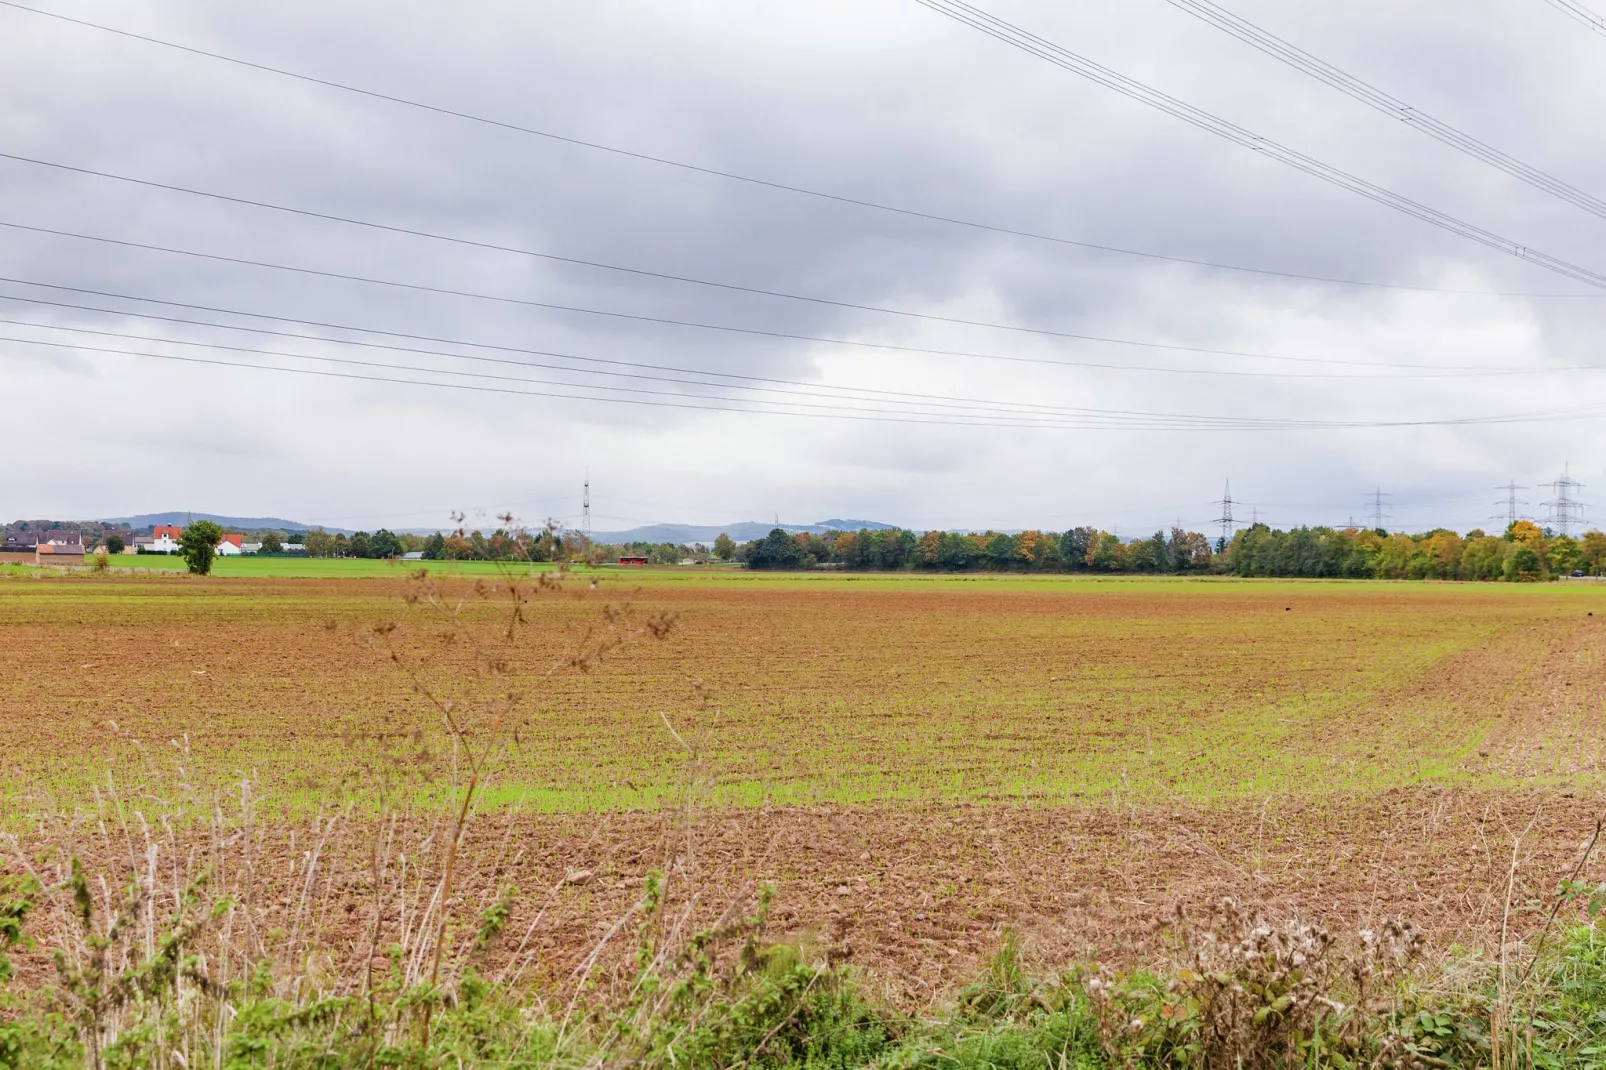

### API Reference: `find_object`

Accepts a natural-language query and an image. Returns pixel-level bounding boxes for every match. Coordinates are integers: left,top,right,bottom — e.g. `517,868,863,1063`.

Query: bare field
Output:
4,568,1605,988
2,570,1602,810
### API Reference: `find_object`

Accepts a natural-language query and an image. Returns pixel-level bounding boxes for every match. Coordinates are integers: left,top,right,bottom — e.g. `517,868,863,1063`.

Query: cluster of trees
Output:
413,528,575,562
300,528,408,558
1223,520,1606,581
738,526,1215,573
734,521,1606,581
604,541,710,565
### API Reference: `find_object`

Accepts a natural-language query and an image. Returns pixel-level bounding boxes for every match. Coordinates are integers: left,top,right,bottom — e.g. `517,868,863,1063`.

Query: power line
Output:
3,223,1562,376
7,313,1272,423
7,328,1405,429
1161,0,1606,222
4,321,1206,426
10,329,1606,431
8,280,1603,385
1537,0,1606,36
0,0,1594,300
912,0,1606,291
2,333,1244,431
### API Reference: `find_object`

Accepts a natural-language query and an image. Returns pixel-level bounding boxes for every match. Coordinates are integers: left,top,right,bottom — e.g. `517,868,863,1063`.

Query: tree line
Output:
732,521,1606,581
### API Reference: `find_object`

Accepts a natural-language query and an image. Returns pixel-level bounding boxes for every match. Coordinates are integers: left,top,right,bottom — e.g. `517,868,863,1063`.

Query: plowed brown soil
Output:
9,788,1599,1006
3,569,1605,999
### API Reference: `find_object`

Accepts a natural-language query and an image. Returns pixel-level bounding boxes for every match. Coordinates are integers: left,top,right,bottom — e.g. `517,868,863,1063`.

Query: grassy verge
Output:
6,865,1606,1069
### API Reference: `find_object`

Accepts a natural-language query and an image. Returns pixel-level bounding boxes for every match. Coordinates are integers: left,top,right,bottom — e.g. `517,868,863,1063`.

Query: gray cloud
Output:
3,0,1604,535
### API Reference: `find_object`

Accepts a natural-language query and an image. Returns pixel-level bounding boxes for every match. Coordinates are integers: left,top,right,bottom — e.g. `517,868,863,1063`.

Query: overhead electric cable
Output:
0,0,1589,298
0,332,1371,431
4,320,1144,424
6,330,1602,431
1537,0,1606,36
9,313,1269,420
1160,0,1606,220
0,284,1555,381
0,224,1544,373
911,0,1606,290
0,218,1554,372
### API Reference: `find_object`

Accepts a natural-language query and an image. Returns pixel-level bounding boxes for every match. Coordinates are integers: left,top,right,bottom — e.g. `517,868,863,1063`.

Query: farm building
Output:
1,528,37,553
34,531,86,564
618,556,650,565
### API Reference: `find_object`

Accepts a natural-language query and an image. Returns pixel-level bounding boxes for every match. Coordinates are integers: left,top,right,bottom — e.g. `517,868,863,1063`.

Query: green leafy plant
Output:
176,520,222,575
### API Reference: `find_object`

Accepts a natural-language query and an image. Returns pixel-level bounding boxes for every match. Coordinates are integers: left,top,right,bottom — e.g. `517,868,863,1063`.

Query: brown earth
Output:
4,571,1605,1005
10,787,1601,1008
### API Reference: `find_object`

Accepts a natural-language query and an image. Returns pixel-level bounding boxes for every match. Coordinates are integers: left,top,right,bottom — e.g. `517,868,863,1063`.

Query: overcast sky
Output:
4,0,1605,535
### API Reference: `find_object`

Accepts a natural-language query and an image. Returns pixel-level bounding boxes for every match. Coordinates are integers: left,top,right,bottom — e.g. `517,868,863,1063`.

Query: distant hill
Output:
592,519,896,544
813,519,897,531
97,512,347,534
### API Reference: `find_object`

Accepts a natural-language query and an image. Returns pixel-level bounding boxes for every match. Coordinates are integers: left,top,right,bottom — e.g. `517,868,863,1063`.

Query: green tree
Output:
1060,527,1096,571
349,532,374,559
984,532,1017,570
1547,534,1584,576
103,534,125,555
178,520,222,575
712,532,736,561
422,532,447,560
1086,531,1123,571
303,528,336,557
370,529,403,558
746,528,804,570
1503,543,1544,582
259,531,284,554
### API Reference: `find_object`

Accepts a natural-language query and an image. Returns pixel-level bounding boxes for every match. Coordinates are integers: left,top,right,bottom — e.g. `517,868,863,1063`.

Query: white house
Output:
146,525,182,553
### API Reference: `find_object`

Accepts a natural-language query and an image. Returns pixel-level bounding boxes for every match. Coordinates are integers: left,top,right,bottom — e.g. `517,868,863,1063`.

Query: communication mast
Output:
581,469,591,545
1541,465,1586,535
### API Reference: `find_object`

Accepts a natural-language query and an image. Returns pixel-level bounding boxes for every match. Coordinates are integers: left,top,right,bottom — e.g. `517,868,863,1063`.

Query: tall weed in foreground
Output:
6,523,1606,1066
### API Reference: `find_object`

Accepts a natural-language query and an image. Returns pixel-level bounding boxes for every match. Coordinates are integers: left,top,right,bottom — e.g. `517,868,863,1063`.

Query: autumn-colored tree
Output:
1582,531,1606,576
1506,519,1544,544
1086,531,1124,571
712,532,735,561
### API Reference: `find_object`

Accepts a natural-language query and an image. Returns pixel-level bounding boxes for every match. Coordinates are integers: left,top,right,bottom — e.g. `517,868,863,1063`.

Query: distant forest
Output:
732,521,1606,581
14,517,1604,580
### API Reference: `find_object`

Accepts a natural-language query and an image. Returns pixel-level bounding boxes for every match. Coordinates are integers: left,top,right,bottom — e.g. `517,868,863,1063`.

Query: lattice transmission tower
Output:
1542,465,1587,535
1364,487,1394,532
1213,479,1236,548
1491,481,1528,529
